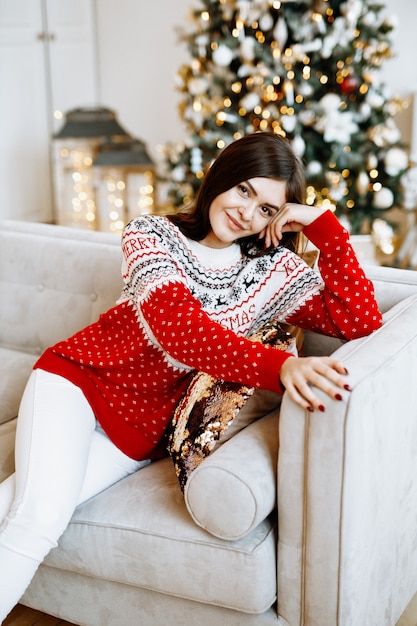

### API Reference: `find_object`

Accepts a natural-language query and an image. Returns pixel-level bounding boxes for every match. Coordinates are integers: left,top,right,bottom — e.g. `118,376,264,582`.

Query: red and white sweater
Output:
35,211,382,460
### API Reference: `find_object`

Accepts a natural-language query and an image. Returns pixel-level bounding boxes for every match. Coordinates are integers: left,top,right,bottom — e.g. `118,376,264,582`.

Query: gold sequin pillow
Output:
166,322,296,492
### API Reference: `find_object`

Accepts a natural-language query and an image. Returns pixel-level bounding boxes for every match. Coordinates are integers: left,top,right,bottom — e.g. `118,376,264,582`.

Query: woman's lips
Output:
226,213,245,231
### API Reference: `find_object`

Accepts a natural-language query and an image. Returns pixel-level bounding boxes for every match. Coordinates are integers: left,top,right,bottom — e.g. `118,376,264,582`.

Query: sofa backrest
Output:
364,263,417,312
0,220,123,356
303,263,417,357
3,220,417,360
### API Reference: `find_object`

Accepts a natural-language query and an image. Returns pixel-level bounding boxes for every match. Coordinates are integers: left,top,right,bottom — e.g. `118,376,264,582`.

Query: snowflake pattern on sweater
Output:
35,211,382,460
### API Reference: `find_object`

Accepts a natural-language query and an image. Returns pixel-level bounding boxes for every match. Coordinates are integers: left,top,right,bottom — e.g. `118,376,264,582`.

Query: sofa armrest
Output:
277,293,417,626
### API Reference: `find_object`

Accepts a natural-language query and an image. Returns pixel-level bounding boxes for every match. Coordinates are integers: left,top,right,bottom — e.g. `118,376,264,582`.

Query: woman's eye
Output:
238,184,249,196
259,206,273,216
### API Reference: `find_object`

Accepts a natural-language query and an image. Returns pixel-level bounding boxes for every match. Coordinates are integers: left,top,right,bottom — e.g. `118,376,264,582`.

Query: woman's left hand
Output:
261,203,327,248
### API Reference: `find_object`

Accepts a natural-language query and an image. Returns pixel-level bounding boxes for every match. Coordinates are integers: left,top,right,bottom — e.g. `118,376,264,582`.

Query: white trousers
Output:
0,369,149,620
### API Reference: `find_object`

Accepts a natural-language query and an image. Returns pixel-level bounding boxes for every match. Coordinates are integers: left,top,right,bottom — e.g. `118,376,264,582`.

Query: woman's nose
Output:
238,203,255,221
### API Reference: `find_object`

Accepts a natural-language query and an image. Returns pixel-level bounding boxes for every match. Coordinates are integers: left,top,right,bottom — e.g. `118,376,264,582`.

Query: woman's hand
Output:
279,356,351,412
261,203,327,248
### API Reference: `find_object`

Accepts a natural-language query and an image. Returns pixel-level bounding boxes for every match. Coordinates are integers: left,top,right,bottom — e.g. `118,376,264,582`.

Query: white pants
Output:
0,369,149,620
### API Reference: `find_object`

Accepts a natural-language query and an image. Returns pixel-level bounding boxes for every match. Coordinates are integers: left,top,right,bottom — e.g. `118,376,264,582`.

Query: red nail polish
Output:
344,384,352,392
319,405,325,412
307,406,314,412
336,393,343,401
344,368,349,375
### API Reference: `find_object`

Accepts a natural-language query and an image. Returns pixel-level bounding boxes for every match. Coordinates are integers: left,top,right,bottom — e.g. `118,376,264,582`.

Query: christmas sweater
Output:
35,210,382,460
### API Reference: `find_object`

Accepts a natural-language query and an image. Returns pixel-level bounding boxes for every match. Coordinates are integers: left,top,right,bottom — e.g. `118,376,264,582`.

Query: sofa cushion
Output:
0,347,37,424
167,322,294,491
185,411,279,540
43,456,277,615
0,223,122,357
0,417,16,481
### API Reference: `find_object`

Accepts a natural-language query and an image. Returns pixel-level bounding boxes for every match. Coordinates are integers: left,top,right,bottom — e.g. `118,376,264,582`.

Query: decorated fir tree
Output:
161,0,412,234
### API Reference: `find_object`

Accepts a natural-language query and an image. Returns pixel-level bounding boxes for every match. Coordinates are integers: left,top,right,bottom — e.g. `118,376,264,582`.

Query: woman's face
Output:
200,177,287,248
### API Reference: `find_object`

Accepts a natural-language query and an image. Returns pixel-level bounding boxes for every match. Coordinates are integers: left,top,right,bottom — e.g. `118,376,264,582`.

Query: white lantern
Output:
93,140,156,234
53,108,130,229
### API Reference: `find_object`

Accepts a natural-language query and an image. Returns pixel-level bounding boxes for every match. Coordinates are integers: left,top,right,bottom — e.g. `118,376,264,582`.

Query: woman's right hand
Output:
262,203,326,248
279,355,351,412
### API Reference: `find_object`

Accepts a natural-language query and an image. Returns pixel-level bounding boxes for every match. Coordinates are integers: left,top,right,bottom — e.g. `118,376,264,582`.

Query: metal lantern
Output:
53,107,131,229
93,139,156,234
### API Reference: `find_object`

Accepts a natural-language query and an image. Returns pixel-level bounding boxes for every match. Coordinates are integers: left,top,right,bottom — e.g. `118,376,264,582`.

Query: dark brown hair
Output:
167,132,306,256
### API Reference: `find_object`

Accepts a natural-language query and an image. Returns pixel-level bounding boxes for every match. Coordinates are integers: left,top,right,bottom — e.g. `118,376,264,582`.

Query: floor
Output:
3,595,417,626
2,605,75,626
398,592,417,626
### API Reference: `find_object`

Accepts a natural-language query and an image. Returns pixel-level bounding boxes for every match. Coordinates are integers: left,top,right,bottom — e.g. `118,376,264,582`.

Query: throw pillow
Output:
166,321,296,491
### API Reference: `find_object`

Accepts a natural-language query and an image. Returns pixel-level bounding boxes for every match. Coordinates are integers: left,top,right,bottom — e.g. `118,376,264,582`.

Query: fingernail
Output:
344,368,349,375
307,406,314,412
318,405,326,412
336,393,343,401
344,384,352,392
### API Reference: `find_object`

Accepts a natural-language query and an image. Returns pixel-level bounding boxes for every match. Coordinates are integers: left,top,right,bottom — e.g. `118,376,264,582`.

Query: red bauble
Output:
340,75,358,95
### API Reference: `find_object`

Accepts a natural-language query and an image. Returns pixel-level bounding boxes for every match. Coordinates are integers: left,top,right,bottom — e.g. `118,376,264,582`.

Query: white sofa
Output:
1,218,417,626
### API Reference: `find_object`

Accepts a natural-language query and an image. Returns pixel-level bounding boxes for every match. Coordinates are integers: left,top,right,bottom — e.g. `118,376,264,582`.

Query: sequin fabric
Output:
166,323,295,491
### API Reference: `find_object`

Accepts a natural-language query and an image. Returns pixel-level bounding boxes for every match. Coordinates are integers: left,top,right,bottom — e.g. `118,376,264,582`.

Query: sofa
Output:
1,218,417,626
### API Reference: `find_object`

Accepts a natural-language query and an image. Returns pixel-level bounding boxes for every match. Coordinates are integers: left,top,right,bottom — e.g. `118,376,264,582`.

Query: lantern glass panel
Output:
95,166,156,234
126,170,155,221
53,138,99,229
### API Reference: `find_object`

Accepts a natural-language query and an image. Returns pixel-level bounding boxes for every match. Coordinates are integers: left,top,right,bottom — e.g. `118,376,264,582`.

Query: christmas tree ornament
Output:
340,75,359,95
291,135,306,157
384,147,409,176
372,186,394,209
212,44,234,67
356,171,370,196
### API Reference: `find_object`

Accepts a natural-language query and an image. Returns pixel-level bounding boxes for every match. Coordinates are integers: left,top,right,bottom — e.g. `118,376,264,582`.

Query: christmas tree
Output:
161,0,412,234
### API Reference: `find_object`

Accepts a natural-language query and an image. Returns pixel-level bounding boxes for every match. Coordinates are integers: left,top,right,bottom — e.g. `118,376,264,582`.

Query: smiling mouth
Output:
226,213,245,231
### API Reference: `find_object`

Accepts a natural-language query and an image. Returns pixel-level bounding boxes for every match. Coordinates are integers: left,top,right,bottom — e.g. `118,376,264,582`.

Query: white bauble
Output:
273,17,288,49
358,102,371,121
372,187,394,209
384,147,409,176
319,92,341,112
212,45,234,67
171,165,185,182
361,11,377,27
291,135,306,157
367,154,378,169
298,109,315,126
321,36,336,59
329,182,346,201
306,160,322,176
381,120,401,145
259,13,274,32
188,77,209,96
239,92,260,111
366,91,385,109
291,44,306,62
298,81,314,98
240,37,256,62
196,34,209,47
356,171,370,195
281,115,297,133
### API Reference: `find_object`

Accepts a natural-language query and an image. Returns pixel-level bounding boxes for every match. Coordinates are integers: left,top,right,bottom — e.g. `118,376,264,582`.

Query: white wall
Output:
379,0,417,155
95,0,190,160
95,0,417,160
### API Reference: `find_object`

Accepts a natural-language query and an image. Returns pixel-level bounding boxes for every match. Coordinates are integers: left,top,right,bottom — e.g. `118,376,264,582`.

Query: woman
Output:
0,132,382,619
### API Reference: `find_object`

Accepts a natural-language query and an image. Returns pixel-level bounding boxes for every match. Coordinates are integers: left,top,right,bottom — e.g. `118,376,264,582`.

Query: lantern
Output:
93,139,156,234
53,107,130,229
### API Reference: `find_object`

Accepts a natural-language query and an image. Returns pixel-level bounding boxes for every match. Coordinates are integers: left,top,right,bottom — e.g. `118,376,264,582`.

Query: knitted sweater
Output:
35,210,382,460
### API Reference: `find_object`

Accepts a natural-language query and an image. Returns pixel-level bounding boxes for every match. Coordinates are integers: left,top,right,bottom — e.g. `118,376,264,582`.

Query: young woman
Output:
0,132,382,619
